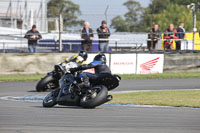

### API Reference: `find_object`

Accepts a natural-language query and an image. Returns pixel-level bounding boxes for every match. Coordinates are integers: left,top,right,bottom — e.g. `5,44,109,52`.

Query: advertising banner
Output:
136,54,164,74
110,54,136,74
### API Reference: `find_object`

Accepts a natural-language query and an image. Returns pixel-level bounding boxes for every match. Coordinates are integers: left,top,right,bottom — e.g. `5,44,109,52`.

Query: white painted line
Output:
0,95,45,102
1,89,200,109
104,103,200,109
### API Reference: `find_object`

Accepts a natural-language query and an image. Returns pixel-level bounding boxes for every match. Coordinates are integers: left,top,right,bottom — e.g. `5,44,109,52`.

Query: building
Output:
0,0,47,32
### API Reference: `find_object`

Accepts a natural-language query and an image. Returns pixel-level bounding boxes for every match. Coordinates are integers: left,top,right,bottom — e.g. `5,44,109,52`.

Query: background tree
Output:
146,0,200,32
111,0,200,32
111,16,129,32
152,4,200,32
169,0,199,5
47,0,83,31
111,0,144,32
148,0,170,14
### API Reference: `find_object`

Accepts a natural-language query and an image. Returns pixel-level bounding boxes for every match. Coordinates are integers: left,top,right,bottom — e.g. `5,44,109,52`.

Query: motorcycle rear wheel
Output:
36,75,58,92
80,85,108,108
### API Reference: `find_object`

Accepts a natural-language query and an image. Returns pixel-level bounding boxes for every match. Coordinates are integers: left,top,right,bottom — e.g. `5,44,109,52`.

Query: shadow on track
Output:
31,105,103,110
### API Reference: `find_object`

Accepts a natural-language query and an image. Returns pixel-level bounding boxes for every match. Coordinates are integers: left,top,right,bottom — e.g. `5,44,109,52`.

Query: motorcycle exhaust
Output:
104,95,113,103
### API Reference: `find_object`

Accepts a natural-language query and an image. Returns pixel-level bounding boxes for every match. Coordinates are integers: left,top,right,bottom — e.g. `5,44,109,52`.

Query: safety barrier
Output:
2,52,200,74
0,53,163,74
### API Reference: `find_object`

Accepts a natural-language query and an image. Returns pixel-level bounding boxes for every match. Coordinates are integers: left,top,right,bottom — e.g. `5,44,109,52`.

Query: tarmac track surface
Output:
0,79,200,133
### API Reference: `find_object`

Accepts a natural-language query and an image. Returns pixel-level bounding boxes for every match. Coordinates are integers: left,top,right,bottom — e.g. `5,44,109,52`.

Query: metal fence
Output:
0,31,200,53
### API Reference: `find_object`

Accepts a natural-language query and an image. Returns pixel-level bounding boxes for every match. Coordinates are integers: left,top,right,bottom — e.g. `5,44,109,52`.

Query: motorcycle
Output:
36,62,79,92
43,66,121,108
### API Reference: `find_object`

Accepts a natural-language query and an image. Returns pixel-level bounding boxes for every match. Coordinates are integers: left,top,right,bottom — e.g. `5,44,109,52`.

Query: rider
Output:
63,50,88,65
54,50,88,74
66,53,112,102
70,53,111,88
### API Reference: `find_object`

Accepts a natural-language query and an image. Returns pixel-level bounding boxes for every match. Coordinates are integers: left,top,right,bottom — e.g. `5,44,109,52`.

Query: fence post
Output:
3,42,5,53
59,14,63,52
54,40,57,51
69,43,72,51
58,4,64,52
115,41,117,51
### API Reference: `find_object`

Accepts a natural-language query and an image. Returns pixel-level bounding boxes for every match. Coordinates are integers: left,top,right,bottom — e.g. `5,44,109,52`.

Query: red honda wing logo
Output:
140,57,160,71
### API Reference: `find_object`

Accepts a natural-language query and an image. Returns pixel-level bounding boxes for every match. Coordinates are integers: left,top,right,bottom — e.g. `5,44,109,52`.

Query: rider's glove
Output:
69,68,77,73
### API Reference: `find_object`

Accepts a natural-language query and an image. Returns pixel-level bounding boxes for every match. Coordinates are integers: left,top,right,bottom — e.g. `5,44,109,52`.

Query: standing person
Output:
164,24,179,50
97,20,110,52
81,22,94,52
24,25,42,53
147,24,161,51
176,22,186,50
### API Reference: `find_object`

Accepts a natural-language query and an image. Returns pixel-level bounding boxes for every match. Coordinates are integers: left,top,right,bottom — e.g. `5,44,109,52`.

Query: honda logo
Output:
140,57,160,71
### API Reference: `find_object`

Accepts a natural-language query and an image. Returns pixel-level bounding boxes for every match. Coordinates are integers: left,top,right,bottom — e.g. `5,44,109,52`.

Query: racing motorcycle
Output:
36,62,78,92
43,64,121,108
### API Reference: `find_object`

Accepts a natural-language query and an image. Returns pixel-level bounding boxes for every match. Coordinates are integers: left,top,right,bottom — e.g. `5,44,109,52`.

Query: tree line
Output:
111,0,200,32
47,0,200,32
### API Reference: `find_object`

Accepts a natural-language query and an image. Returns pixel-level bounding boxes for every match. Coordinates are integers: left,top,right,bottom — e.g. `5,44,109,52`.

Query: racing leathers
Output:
70,60,111,88
62,55,86,66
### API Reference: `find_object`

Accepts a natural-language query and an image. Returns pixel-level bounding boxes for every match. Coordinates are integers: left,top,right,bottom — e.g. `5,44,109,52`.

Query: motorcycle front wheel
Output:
80,85,108,108
43,89,59,107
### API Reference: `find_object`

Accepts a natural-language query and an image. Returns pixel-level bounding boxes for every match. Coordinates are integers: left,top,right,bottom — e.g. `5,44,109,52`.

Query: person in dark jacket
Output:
24,25,42,53
97,20,110,52
81,22,94,52
176,22,186,50
147,24,161,51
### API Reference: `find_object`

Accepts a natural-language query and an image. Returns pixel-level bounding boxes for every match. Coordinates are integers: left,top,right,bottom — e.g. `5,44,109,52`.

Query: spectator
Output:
176,22,186,50
24,25,42,53
97,20,110,52
164,24,178,50
81,22,94,52
147,24,161,51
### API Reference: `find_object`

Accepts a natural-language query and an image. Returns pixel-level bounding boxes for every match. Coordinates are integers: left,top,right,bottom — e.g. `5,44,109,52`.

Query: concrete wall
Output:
0,53,200,74
0,53,74,74
164,53,200,72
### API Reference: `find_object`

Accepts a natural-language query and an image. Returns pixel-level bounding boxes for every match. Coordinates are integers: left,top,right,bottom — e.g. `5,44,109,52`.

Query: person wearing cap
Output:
24,25,42,53
97,20,110,52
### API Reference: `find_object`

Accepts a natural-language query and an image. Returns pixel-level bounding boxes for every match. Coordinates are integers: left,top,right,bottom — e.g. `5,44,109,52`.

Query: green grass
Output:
119,72,200,79
0,74,45,82
0,72,200,81
110,90,200,108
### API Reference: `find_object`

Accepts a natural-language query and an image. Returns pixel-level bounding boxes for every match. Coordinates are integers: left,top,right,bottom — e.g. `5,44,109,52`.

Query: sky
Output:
72,0,151,30
0,0,151,31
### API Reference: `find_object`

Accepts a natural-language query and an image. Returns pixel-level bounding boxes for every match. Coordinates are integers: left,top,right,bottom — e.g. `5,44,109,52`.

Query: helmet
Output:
79,50,88,61
93,53,106,63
